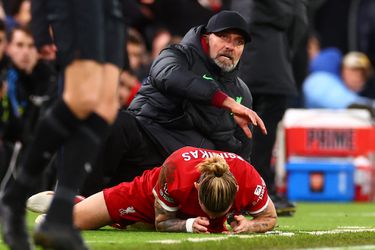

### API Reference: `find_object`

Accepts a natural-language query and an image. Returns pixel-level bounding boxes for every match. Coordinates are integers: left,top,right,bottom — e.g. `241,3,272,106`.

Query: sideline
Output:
148,227,375,245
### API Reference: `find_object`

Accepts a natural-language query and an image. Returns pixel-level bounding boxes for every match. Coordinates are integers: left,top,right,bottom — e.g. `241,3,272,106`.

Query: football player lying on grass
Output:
28,147,277,233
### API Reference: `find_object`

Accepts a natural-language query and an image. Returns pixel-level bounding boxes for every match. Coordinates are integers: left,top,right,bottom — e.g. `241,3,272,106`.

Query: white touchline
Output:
309,212,375,217
295,245,375,250
301,228,375,235
147,227,375,245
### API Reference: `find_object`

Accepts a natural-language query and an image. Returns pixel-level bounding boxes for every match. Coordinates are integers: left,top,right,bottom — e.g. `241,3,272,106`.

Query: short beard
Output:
212,56,239,72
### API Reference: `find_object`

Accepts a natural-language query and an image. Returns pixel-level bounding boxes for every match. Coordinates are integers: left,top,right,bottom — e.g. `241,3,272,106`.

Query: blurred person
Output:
4,0,31,32
342,52,373,93
150,28,182,61
0,19,7,71
6,26,37,75
35,147,277,234
0,26,56,181
150,28,172,60
231,0,308,216
309,0,375,102
307,32,321,62
0,1,125,250
126,28,149,81
95,10,266,190
303,48,375,110
0,2,5,21
0,20,7,184
117,28,146,109
118,70,141,108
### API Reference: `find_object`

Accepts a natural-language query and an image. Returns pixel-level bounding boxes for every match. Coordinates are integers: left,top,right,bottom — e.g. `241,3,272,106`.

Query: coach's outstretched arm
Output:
229,199,277,233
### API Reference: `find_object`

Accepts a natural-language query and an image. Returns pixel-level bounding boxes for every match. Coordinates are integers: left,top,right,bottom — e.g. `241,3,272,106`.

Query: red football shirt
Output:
152,146,269,232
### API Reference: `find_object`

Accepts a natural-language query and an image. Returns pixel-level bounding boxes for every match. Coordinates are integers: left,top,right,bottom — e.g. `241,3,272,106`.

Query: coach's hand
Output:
222,97,267,138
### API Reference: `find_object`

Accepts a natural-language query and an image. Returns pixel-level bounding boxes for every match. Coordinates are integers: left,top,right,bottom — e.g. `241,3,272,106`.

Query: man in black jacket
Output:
95,10,267,189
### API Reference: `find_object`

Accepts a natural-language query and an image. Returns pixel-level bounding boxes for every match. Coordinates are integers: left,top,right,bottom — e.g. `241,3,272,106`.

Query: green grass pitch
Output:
1,202,375,249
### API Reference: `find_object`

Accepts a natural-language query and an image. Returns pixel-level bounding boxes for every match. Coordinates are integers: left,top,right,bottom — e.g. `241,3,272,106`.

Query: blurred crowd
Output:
0,0,374,192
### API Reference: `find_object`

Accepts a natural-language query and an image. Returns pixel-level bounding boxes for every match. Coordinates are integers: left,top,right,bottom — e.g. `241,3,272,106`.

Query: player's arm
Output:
154,199,210,233
229,198,277,233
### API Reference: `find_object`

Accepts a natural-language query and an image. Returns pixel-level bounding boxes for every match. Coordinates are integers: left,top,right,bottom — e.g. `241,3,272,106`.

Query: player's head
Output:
7,26,37,72
204,11,250,72
341,51,373,92
195,156,238,219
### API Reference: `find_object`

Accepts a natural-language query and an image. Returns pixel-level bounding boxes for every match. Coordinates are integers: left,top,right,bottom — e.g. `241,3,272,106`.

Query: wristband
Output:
185,218,196,233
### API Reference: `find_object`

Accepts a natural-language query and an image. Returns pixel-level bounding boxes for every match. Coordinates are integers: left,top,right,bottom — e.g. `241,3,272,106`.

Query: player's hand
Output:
229,215,250,234
192,217,210,233
39,44,57,61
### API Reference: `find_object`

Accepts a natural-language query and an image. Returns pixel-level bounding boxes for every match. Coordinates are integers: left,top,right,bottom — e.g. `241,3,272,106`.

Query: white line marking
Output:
187,236,227,242
147,227,375,245
309,212,375,217
301,228,375,235
149,239,182,244
295,245,375,250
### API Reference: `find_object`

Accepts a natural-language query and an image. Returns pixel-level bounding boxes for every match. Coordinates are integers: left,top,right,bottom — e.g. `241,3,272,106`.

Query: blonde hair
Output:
343,51,373,78
196,156,238,213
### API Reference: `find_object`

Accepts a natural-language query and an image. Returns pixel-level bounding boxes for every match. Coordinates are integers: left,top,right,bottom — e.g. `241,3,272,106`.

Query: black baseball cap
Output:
205,10,251,43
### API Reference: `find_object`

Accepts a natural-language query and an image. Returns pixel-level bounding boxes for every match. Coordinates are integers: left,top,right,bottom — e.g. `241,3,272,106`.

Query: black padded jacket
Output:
128,25,253,161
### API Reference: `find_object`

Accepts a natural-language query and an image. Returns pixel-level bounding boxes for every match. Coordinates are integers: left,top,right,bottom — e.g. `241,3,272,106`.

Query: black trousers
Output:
46,0,125,68
81,110,165,195
250,94,287,194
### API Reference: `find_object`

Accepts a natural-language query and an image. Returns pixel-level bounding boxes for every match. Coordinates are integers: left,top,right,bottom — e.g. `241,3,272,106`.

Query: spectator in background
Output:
303,48,375,110
126,28,149,82
0,20,7,73
117,28,147,108
3,0,31,32
342,52,373,94
4,27,56,145
0,27,56,184
307,0,375,100
119,27,182,109
0,2,5,21
118,70,141,108
231,0,308,216
150,28,177,60
0,20,8,183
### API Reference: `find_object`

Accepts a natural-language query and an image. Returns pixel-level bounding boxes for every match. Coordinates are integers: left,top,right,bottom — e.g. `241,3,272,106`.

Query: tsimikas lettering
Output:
181,149,245,161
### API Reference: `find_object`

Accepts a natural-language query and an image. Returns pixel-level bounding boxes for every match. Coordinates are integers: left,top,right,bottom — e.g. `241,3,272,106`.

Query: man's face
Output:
207,30,245,72
341,67,367,93
127,42,145,70
7,29,38,72
15,0,32,26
